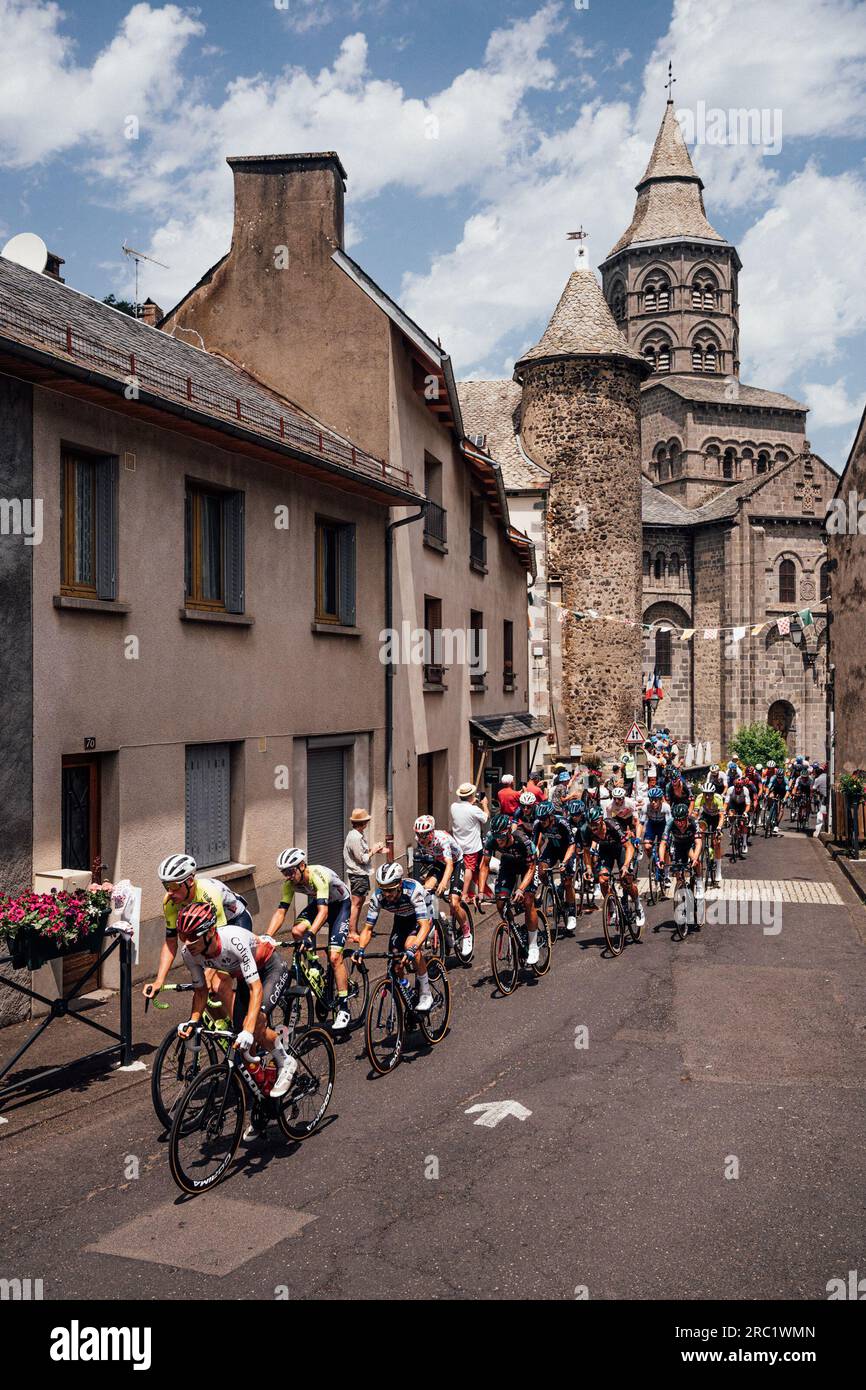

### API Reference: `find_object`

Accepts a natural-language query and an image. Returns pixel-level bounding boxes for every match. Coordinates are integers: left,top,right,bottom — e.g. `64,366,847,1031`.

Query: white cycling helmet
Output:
158,853,196,883
276,847,306,872
376,861,404,888
611,786,626,799
414,814,435,835
767,761,776,769
518,791,537,807
703,781,715,794
756,764,763,771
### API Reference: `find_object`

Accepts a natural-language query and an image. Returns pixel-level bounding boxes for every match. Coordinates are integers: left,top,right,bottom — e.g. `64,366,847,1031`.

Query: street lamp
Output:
790,621,820,676
644,692,660,731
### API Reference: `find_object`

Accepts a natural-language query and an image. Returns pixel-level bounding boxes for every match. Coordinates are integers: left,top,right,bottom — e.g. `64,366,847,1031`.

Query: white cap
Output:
501,773,514,784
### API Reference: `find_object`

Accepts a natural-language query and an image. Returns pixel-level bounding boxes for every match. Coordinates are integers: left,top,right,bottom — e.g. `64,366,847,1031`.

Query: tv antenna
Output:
121,243,169,316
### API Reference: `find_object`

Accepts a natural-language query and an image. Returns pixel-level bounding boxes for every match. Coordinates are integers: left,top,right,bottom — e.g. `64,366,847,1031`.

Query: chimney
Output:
45,251,65,283
226,152,347,261
141,298,164,328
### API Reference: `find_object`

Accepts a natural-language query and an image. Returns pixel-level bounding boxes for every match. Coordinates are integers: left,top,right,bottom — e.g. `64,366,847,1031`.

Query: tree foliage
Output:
102,293,137,317
729,722,789,767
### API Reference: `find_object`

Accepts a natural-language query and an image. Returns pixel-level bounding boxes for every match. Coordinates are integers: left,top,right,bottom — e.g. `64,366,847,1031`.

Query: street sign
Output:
624,721,647,745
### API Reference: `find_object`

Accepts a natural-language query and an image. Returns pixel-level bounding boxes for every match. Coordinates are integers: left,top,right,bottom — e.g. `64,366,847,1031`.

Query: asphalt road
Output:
2,823,865,1302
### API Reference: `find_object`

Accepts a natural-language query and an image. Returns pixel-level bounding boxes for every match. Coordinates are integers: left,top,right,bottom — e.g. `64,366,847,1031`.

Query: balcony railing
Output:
423,500,447,549
423,663,446,689
503,664,516,693
470,528,487,571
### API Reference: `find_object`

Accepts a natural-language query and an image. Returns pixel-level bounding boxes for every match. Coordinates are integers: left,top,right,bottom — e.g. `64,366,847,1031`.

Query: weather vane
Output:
567,227,588,242
666,61,676,102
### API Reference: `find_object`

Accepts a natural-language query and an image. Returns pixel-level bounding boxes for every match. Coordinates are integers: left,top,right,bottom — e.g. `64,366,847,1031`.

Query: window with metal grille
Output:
315,517,356,625
185,482,244,612
185,743,231,868
779,559,796,605
61,449,118,600
655,628,672,677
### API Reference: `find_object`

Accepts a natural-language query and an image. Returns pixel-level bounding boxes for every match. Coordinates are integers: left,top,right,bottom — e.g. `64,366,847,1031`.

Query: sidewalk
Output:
821,835,866,907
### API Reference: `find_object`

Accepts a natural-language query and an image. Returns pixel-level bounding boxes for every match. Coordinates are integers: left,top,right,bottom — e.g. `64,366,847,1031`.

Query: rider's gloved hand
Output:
352,947,365,961
302,931,317,951
177,1019,196,1038
234,1029,255,1052
404,947,416,960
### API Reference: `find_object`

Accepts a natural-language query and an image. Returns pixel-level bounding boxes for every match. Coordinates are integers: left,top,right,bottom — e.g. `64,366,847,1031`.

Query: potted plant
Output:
840,772,864,860
0,887,111,972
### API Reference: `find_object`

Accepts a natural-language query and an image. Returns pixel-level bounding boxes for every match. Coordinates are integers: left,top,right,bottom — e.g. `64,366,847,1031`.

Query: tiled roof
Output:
607,102,724,257
641,478,691,525
0,255,417,497
469,712,549,745
513,269,646,378
643,374,807,413
456,378,549,490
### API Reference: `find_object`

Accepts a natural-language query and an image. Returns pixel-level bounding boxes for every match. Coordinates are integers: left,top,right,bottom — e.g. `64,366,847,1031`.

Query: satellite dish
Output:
2,232,49,273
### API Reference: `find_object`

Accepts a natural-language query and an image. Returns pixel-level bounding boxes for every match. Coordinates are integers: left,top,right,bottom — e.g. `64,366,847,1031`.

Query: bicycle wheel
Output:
427,919,446,966
603,891,625,956
151,1026,220,1132
672,885,690,941
541,884,558,942
277,1027,335,1140
626,893,643,943
491,920,519,995
341,957,370,1031
417,959,452,1044
531,910,553,976
365,976,405,1074
168,1063,245,1195
647,857,658,907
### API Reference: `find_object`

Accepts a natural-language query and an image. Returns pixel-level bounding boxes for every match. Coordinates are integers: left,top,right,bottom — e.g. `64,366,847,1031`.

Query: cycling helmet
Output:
585,805,602,823
376,861,404,888
566,799,585,818
176,900,216,941
276,847,306,873
702,781,715,795
734,777,744,789
158,853,196,883
611,786,626,799
648,787,664,801
491,814,512,837
518,790,536,807
672,802,690,820
414,814,435,836
536,800,554,817
767,761,776,769
756,764,763,772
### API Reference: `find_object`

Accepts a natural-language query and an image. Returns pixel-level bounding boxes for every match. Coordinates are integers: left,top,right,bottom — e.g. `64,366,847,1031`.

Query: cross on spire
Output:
665,60,676,103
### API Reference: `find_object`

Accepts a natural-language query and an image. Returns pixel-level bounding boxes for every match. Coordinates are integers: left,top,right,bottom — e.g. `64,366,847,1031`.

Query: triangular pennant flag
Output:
799,608,814,627
703,627,718,640
751,622,766,636
732,625,747,641
777,617,790,636
679,628,695,640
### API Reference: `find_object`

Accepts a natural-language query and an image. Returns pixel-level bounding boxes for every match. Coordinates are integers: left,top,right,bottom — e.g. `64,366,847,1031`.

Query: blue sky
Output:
1,0,865,467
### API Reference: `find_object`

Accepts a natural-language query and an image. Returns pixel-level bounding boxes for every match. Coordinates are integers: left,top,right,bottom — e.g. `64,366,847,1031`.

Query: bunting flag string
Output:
530,591,818,641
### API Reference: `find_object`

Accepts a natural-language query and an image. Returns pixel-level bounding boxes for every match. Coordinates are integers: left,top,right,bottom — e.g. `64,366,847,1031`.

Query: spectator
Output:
451,782,489,903
344,809,384,940
497,773,520,816
525,770,545,800
623,748,637,795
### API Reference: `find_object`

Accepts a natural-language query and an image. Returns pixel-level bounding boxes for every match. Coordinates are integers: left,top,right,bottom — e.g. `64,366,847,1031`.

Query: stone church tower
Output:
513,247,649,757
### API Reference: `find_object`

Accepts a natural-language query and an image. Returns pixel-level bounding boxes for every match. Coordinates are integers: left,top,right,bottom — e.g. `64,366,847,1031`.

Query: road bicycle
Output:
670,862,701,942
148,978,312,1132
764,797,781,837
364,948,451,1074
729,814,748,861
539,864,576,940
280,937,369,1033
423,888,475,969
167,1009,335,1194
698,823,721,890
601,862,642,957
645,840,669,906
489,894,552,995
794,795,811,834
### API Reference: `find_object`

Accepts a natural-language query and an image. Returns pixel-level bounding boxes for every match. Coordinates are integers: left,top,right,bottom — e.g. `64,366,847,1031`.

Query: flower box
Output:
0,889,111,972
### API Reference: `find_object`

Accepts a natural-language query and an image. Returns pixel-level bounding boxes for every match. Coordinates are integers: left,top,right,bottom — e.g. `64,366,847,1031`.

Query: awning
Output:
470,712,549,748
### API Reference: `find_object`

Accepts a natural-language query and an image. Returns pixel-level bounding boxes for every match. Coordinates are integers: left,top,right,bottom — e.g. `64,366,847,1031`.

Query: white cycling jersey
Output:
181,924,268,989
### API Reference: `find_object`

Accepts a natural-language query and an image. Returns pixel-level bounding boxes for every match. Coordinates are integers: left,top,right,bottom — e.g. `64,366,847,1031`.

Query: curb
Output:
819,839,866,908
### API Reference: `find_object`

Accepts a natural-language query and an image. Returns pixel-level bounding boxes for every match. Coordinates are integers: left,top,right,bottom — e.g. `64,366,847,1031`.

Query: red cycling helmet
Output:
177,900,216,942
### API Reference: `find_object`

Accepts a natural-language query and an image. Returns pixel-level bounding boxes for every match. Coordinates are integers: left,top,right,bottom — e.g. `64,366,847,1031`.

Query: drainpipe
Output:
385,503,427,859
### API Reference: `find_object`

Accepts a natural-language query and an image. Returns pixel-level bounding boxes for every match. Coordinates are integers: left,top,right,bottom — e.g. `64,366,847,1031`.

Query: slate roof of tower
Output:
642,374,807,413
456,378,549,490
513,269,646,378
607,102,725,257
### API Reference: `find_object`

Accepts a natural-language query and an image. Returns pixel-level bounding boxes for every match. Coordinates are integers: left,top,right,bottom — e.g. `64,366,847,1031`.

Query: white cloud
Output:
802,378,866,430
0,1,203,168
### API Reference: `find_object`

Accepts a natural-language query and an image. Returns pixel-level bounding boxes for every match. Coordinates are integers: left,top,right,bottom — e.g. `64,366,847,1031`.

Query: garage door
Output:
307,745,348,873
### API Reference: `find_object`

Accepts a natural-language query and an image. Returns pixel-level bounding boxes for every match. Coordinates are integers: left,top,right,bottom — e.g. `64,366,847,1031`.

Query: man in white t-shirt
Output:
450,782,489,903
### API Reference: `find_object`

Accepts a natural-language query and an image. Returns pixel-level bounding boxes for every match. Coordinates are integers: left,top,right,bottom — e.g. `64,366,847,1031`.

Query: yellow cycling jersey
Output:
163,877,228,937
694,792,725,818
280,864,350,909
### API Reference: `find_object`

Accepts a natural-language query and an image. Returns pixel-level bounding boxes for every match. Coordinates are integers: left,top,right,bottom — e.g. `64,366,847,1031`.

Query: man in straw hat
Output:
344,808,384,940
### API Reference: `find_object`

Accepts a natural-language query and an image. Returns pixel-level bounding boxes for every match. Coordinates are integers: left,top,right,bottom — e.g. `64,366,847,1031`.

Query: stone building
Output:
827,402,866,780
459,98,834,761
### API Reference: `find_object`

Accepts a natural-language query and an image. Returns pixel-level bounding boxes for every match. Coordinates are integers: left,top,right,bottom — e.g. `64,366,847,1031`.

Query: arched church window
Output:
669,552,681,583
642,551,651,578
692,273,718,310
655,627,672,677
779,558,796,605
644,275,671,313
657,343,671,372
757,451,769,473
705,343,717,371
654,553,665,581
611,284,626,323
723,448,736,480
643,345,656,371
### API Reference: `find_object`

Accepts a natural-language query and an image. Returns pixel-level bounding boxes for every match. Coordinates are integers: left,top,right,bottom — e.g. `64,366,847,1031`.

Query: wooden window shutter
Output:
338,523,356,626
94,456,118,601
224,490,245,614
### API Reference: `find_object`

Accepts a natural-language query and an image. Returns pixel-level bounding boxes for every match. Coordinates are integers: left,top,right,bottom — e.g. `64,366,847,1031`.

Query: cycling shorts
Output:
298,897,351,952
232,951,289,1031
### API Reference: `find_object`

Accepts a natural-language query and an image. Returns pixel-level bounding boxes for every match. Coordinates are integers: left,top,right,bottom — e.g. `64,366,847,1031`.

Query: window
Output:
185,742,231,868
779,558,796,605
470,609,486,687
692,339,718,373
654,553,665,581
61,449,118,600
423,456,447,548
757,451,769,474
642,550,651,578
185,482,245,613
692,274,717,310
611,284,626,322
643,345,656,371
655,627,672,678
503,619,515,690
470,493,487,570
644,276,670,313
424,595,444,686
657,343,671,372
669,552,681,583
723,449,735,480
315,517,355,625
820,563,830,601
307,744,348,873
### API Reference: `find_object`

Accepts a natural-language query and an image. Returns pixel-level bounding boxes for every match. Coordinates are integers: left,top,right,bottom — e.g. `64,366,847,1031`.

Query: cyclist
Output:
707,764,727,795
512,788,538,832
589,811,645,928
356,862,433,1012
764,763,787,836
478,814,540,960
533,800,577,934
641,786,672,886
743,766,761,839
567,798,598,906
659,802,704,892
174,899,296,1098
792,765,813,824
143,853,251,1015
665,771,694,814
412,815,472,957
724,777,751,854
267,849,354,1031
693,780,725,885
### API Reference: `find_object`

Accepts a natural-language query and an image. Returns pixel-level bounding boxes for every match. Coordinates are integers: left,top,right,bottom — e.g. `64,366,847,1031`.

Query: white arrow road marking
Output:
465,1100,532,1128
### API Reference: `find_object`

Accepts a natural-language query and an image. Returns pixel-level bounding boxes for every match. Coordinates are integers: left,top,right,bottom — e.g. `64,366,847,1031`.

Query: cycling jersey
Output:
663,819,700,857
643,797,672,824
484,825,535,865
163,876,244,937
768,774,787,798
414,830,463,866
280,865,350,910
693,792,724,820
365,878,430,930
725,789,750,813
534,816,573,862
181,924,269,989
